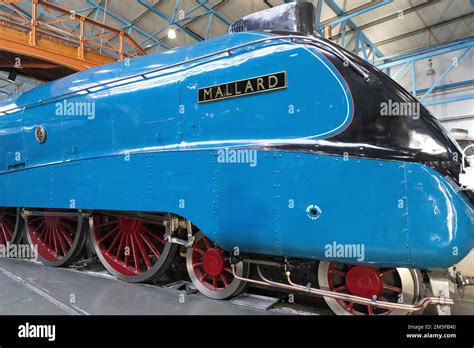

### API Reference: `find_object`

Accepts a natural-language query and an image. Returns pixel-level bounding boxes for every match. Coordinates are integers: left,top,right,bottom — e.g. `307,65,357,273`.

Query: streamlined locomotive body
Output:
0,2,472,315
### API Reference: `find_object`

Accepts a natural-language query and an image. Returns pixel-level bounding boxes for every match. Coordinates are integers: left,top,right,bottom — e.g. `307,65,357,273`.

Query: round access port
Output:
306,204,322,220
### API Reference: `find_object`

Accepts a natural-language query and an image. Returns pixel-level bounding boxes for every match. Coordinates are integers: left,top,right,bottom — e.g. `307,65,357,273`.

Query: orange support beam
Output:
0,0,146,72
0,24,115,70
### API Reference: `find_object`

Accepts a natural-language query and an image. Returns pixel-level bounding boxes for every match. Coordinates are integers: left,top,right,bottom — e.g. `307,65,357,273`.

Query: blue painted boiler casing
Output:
0,31,472,269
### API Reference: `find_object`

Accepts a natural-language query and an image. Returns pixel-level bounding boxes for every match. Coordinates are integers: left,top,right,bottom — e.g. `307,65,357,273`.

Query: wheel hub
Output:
117,217,142,232
202,249,225,276
44,216,60,228
345,266,382,298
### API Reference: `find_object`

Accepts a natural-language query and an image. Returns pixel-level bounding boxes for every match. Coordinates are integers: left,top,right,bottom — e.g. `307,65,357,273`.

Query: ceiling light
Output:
168,27,177,40
426,58,436,76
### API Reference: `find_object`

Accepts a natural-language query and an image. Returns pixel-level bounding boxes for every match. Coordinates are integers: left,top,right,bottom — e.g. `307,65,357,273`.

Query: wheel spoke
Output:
5,224,13,239
57,226,73,247
58,221,75,234
115,232,127,259
334,285,347,292
97,226,118,244
194,248,205,256
135,235,149,271
124,235,130,267
52,228,59,256
345,302,355,313
46,228,53,250
28,217,44,223
35,222,45,237
141,226,165,244
45,228,52,249
379,268,397,278
3,218,14,230
96,220,117,229
0,224,9,243
202,237,212,249
134,234,152,269
212,276,218,289
332,269,346,277
367,305,374,315
139,233,161,259
220,274,228,287
56,229,69,256
199,272,208,282
382,283,402,293
35,221,46,236
130,235,141,273
106,230,121,253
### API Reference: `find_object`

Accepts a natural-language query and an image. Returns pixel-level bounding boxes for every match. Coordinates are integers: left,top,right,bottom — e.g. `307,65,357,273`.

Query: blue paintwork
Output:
0,31,472,269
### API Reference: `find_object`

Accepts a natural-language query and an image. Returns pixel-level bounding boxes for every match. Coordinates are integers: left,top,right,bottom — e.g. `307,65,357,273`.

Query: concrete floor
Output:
0,258,279,315
451,286,474,315
0,258,472,315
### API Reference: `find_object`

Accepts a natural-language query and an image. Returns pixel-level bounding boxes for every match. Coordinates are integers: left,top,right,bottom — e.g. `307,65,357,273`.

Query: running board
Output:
232,264,453,312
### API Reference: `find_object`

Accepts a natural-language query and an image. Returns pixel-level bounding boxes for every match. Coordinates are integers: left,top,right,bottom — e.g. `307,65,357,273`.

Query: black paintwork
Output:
228,1,466,191
261,32,465,187
229,2,315,36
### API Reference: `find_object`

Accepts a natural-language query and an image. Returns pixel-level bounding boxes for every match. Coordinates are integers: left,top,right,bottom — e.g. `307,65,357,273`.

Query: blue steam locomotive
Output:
0,2,472,315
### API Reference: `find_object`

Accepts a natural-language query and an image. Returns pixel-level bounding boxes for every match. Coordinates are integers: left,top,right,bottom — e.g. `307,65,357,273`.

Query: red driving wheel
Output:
90,214,177,283
318,261,418,315
186,231,249,300
25,209,86,267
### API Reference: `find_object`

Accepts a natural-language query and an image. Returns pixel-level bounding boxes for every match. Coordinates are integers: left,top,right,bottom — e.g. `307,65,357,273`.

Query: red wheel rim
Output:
27,210,79,261
93,215,167,276
191,235,234,291
0,208,16,245
327,263,402,315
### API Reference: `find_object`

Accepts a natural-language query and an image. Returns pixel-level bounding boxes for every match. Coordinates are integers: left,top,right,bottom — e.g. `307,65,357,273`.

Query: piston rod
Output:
21,209,88,218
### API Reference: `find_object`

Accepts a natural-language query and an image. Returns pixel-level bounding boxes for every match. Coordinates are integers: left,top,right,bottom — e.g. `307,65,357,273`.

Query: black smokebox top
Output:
229,2,316,36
